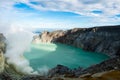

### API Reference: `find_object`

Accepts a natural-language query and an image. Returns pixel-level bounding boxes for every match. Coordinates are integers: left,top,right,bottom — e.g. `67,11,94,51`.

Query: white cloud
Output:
0,0,120,28
13,0,120,23
1,0,120,17
25,0,120,17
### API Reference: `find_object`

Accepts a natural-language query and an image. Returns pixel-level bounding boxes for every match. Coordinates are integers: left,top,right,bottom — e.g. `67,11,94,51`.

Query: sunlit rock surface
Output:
36,25,120,57
33,30,65,43
32,25,120,79
0,25,120,80
0,33,6,73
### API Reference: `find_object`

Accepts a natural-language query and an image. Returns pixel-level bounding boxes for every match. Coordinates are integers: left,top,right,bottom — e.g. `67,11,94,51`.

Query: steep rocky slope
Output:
33,25,120,79
0,25,120,80
0,33,50,80
47,57,120,77
0,33,21,80
37,25,120,57
0,33,6,73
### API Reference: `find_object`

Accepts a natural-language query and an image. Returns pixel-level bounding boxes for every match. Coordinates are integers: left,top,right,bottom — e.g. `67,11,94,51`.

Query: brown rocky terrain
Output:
0,33,6,73
0,25,120,80
37,25,120,57
33,25,120,79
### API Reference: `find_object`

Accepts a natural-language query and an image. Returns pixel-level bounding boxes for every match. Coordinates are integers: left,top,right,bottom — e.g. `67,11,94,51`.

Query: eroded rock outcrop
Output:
0,33,6,73
0,49,5,73
0,25,120,79
79,56,120,76
37,25,120,57
48,65,74,78
47,57,120,77
33,25,120,79
0,33,24,80
33,30,65,43
79,70,120,80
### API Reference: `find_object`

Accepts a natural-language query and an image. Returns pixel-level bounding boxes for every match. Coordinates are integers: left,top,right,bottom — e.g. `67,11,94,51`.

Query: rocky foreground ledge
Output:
0,25,120,80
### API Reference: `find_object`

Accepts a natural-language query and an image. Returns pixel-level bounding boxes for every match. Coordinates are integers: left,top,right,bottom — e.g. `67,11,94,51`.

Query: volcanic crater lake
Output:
24,43,109,71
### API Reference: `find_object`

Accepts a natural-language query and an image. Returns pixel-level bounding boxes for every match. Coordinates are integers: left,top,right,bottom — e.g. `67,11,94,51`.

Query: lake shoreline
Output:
32,25,120,78
0,25,120,80
24,42,109,74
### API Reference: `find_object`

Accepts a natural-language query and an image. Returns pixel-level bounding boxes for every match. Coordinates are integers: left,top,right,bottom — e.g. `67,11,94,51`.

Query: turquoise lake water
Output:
24,43,109,71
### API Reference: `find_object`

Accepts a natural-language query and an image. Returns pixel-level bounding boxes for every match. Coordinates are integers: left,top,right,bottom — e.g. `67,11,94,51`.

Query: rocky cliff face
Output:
47,57,120,77
0,33,24,80
0,33,6,73
0,25,120,80
32,25,120,79
37,25,120,57
33,30,65,43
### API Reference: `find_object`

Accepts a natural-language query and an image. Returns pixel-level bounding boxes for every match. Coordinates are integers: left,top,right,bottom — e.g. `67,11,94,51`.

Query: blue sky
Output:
0,0,120,29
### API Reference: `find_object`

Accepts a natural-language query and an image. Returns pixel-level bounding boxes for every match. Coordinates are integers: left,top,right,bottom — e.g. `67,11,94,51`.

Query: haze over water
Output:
24,42,109,71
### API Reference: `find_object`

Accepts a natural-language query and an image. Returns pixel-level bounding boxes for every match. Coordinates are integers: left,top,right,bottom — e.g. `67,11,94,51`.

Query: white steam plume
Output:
0,24,50,75
38,66,49,76
4,26,38,74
